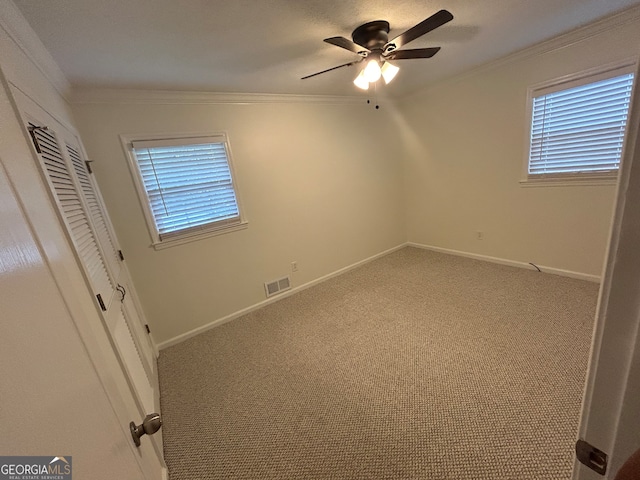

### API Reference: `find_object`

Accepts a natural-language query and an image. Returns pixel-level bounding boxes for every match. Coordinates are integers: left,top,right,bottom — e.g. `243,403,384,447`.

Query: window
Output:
125,133,245,247
523,64,635,185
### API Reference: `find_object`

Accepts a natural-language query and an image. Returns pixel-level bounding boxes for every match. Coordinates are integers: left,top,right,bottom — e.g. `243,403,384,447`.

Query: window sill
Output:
151,220,248,250
520,174,618,187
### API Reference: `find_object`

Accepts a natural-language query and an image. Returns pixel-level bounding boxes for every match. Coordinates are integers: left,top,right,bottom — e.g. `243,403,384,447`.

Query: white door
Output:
572,63,640,478
0,129,148,478
0,78,165,477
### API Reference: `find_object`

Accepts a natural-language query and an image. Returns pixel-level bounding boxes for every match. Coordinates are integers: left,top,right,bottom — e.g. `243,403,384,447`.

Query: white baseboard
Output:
407,242,601,283
158,243,407,350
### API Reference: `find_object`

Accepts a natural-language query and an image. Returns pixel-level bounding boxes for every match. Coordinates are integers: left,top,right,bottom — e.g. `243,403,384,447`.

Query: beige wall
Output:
398,17,640,277
72,98,406,343
72,15,640,345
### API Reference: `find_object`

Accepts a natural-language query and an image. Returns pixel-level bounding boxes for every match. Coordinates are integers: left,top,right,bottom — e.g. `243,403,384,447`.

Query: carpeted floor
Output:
158,247,598,479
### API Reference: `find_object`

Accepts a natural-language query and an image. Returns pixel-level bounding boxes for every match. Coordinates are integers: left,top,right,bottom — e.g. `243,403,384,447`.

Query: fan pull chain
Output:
374,81,380,109
365,83,381,110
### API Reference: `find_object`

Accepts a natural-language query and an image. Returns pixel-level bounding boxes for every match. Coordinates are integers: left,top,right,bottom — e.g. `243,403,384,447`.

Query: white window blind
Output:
131,136,240,240
528,72,634,177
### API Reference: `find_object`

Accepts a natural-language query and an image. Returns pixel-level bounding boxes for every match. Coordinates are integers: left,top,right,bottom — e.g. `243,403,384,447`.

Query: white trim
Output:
527,58,637,96
157,243,407,349
519,175,618,187
8,81,79,141
151,221,248,250
407,242,601,283
131,134,227,149
71,88,368,105
0,1,71,99
400,4,640,101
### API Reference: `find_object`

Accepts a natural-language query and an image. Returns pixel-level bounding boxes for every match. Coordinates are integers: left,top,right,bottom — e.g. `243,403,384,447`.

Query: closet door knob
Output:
130,413,162,447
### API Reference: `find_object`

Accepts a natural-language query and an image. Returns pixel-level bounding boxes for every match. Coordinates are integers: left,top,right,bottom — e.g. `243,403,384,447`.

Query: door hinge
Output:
27,125,48,154
96,293,107,312
118,250,125,261
576,439,607,475
145,324,151,334
85,160,93,174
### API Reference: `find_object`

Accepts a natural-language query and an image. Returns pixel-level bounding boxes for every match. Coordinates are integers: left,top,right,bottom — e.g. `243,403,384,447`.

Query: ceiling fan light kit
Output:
353,60,399,90
303,9,454,91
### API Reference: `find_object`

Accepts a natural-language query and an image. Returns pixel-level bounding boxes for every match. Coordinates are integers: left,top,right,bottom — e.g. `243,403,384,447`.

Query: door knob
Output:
130,413,162,447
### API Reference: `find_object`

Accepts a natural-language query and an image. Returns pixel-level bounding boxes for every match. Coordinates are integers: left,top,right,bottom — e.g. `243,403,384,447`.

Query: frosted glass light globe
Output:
363,60,382,82
353,69,369,90
381,62,399,84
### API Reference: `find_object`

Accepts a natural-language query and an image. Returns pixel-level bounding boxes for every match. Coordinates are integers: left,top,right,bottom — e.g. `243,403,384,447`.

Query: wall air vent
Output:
264,276,291,298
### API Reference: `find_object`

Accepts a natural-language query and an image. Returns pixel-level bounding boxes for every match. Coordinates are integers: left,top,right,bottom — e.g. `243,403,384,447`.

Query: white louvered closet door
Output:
32,125,114,306
32,122,164,462
113,300,156,413
56,130,159,420
65,139,158,406
66,141,122,280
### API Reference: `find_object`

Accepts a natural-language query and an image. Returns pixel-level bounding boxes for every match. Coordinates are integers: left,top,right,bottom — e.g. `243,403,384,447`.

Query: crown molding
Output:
70,87,371,106
400,4,640,101
0,1,71,100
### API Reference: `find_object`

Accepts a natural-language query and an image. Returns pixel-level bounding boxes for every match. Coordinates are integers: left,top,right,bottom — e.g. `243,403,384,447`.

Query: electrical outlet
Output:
291,261,298,272
476,231,484,240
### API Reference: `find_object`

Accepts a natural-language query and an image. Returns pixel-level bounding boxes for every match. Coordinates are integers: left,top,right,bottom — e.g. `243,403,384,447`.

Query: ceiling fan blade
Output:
301,59,362,80
324,37,370,55
385,10,453,51
385,47,441,60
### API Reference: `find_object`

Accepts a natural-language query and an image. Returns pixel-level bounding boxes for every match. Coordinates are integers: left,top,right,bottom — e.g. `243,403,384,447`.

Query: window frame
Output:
121,131,247,249
521,59,636,187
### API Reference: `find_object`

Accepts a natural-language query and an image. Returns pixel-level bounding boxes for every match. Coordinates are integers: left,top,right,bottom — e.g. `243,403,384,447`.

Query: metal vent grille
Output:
264,276,291,298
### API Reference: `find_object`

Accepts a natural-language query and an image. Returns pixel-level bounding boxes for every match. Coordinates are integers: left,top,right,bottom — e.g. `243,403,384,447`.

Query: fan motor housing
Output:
352,20,390,51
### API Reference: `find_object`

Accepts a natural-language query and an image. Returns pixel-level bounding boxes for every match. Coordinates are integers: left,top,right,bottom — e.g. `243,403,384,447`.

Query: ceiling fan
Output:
302,9,453,90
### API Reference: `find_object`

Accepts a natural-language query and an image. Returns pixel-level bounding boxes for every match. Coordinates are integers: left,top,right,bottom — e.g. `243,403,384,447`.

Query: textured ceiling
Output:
13,0,640,97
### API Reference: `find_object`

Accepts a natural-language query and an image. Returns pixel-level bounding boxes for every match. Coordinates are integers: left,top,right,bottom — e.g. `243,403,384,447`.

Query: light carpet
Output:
158,247,598,479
